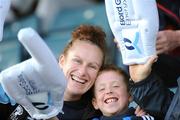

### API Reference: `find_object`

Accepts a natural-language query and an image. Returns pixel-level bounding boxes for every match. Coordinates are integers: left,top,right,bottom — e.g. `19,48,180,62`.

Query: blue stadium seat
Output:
51,3,111,36
3,15,39,40
44,30,71,58
49,3,115,63
0,39,20,70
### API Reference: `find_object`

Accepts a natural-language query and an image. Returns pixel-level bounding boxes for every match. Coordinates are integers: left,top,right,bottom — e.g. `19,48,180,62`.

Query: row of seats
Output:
0,3,117,70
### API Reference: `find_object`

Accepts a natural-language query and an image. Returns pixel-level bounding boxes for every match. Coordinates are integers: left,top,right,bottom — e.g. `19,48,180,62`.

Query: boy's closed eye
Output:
98,87,105,92
113,85,120,88
112,82,121,88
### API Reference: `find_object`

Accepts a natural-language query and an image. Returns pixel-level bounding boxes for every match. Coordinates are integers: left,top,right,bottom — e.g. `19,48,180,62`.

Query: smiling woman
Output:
60,40,104,101
57,25,107,119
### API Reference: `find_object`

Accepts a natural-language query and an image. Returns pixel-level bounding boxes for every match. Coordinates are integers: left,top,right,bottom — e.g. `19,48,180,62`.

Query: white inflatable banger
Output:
0,0,10,41
0,28,67,119
105,0,159,65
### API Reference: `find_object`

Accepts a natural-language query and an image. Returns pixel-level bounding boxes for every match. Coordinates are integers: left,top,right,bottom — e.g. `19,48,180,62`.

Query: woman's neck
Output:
64,90,82,101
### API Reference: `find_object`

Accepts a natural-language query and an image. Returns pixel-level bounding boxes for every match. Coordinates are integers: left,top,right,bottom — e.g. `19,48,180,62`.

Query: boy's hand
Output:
129,55,158,82
135,106,146,116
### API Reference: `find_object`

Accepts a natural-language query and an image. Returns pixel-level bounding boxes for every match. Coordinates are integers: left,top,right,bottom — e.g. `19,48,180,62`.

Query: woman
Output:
57,24,107,119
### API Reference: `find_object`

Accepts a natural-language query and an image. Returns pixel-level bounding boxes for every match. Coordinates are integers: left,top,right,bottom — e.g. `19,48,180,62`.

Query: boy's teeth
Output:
105,98,117,104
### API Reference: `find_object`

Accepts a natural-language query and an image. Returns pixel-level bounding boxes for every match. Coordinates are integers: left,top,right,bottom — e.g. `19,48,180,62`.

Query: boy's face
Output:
92,71,131,116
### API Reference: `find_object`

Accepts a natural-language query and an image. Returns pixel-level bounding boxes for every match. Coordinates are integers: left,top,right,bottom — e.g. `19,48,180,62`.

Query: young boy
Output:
92,64,154,120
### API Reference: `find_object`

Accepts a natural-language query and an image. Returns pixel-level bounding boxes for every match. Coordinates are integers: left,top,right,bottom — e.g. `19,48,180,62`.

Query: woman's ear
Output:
92,98,99,110
59,55,65,68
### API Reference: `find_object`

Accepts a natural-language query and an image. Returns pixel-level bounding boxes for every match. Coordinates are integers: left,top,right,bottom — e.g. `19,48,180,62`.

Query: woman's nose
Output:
78,65,87,76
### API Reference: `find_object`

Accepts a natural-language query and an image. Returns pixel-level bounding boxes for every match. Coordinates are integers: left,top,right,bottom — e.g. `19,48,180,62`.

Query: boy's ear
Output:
128,95,133,102
92,98,99,110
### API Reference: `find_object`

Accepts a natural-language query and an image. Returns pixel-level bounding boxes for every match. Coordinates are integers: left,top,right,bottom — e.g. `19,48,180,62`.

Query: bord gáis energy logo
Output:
123,32,142,54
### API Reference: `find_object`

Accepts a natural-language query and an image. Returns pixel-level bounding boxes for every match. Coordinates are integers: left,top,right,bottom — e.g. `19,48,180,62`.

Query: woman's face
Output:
92,71,130,116
60,40,103,101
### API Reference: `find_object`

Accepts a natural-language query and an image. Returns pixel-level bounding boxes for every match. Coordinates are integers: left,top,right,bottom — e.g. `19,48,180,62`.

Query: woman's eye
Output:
73,58,81,64
89,65,98,70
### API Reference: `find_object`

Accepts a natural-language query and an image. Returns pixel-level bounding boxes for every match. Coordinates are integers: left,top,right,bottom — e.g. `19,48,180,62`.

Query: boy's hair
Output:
62,24,107,65
93,64,130,97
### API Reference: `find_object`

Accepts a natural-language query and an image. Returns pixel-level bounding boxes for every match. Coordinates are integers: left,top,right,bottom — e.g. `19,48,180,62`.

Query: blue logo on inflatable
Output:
115,0,121,5
123,32,142,54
